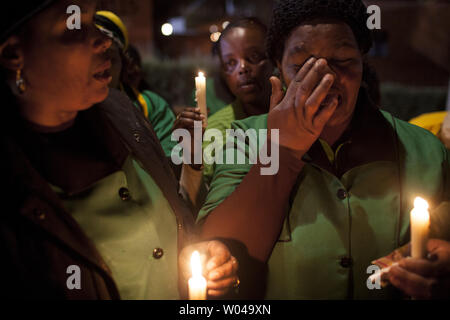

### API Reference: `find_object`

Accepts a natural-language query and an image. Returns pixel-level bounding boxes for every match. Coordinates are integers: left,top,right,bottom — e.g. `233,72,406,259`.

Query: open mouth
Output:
93,69,112,82
93,61,112,84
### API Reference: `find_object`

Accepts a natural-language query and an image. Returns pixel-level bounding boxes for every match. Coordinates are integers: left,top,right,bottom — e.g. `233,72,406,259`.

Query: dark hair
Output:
362,59,381,107
120,45,151,93
266,0,373,64
213,17,268,58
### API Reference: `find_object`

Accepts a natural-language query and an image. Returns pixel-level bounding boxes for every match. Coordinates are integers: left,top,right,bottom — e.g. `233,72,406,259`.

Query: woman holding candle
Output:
202,17,274,184
176,18,274,211
198,0,450,299
387,200,450,299
0,0,238,299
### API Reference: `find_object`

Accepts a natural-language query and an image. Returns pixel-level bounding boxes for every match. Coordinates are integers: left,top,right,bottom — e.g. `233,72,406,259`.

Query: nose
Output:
320,59,338,84
92,27,113,54
238,58,250,75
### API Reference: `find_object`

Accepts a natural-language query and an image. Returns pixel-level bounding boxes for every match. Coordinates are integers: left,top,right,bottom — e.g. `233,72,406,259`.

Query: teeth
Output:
95,69,109,78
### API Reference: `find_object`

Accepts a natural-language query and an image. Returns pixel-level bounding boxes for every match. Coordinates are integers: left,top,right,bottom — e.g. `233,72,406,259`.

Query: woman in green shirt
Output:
175,18,274,211
0,0,238,299
95,11,178,157
202,17,274,184
199,0,450,299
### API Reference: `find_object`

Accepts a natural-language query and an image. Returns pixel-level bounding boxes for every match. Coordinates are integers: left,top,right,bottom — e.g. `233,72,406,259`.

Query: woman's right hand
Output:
267,57,338,157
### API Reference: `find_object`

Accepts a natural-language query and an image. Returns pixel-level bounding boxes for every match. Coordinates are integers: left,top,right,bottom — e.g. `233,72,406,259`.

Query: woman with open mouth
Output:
0,0,238,300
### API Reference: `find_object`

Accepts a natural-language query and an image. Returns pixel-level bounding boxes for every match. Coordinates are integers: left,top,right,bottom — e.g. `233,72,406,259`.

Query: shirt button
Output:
337,189,348,200
34,209,46,220
118,187,131,201
340,257,352,268
153,248,164,259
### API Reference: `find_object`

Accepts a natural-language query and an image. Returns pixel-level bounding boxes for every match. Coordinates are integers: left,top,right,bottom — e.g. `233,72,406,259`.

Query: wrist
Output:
188,163,204,171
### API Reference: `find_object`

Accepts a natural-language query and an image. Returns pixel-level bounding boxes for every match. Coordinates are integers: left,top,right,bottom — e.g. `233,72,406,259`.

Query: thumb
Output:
269,76,284,112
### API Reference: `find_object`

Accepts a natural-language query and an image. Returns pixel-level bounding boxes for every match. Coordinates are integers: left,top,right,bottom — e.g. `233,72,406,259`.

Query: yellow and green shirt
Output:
133,89,176,157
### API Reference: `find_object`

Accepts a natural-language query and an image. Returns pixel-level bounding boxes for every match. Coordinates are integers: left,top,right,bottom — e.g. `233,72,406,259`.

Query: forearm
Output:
179,164,208,216
201,145,304,262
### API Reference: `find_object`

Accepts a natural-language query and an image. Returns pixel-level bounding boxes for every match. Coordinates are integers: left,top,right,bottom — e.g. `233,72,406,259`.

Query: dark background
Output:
98,0,450,120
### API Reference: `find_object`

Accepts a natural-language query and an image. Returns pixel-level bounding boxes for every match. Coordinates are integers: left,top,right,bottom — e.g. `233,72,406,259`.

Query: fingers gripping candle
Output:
195,72,207,120
410,197,430,259
188,251,207,300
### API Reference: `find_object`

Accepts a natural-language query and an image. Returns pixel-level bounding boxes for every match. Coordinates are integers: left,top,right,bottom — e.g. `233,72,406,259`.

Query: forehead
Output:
222,27,265,46
285,19,358,55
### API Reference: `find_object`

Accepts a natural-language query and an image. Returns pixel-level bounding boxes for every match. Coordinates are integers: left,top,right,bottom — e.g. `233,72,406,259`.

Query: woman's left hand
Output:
180,240,239,298
172,107,207,169
388,239,450,299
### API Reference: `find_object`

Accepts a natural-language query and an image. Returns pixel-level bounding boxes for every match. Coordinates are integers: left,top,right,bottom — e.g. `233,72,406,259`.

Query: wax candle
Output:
410,197,430,259
195,72,207,120
188,251,207,300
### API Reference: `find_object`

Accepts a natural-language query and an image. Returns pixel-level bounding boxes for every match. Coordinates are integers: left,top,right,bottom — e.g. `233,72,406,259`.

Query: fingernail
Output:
316,58,326,66
324,74,334,83
209,271,219,279
206,261,217,271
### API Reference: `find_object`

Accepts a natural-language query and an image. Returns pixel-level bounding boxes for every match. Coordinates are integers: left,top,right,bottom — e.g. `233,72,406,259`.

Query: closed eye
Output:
332,58,354,64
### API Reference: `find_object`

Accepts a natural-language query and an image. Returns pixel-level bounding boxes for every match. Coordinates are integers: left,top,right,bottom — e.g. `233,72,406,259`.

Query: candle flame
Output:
414,197,429,211
198,71,204,77
190,251,202,278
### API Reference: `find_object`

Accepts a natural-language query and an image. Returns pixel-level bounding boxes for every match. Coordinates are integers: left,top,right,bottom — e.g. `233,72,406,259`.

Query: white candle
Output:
188,251,207,300
410,197,430,259
195,72,207,120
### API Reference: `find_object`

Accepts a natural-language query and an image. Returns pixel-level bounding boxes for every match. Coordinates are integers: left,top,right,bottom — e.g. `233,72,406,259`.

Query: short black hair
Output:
213,17,268,58
267,0,373,64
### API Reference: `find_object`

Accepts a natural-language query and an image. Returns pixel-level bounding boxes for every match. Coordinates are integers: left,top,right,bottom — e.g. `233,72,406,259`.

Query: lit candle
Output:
195,72,207,120
410,197,430,259
188,251,207,300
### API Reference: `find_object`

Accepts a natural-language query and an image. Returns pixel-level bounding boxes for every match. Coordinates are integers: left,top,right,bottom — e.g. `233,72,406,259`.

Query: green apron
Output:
53,156,179,299
198,109,450,299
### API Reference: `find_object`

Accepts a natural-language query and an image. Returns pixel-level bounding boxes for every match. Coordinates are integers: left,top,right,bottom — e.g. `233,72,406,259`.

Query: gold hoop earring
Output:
16,69,26,94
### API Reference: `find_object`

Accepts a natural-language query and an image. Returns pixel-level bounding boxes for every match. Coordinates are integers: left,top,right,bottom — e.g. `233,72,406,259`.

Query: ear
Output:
0,36,25,72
